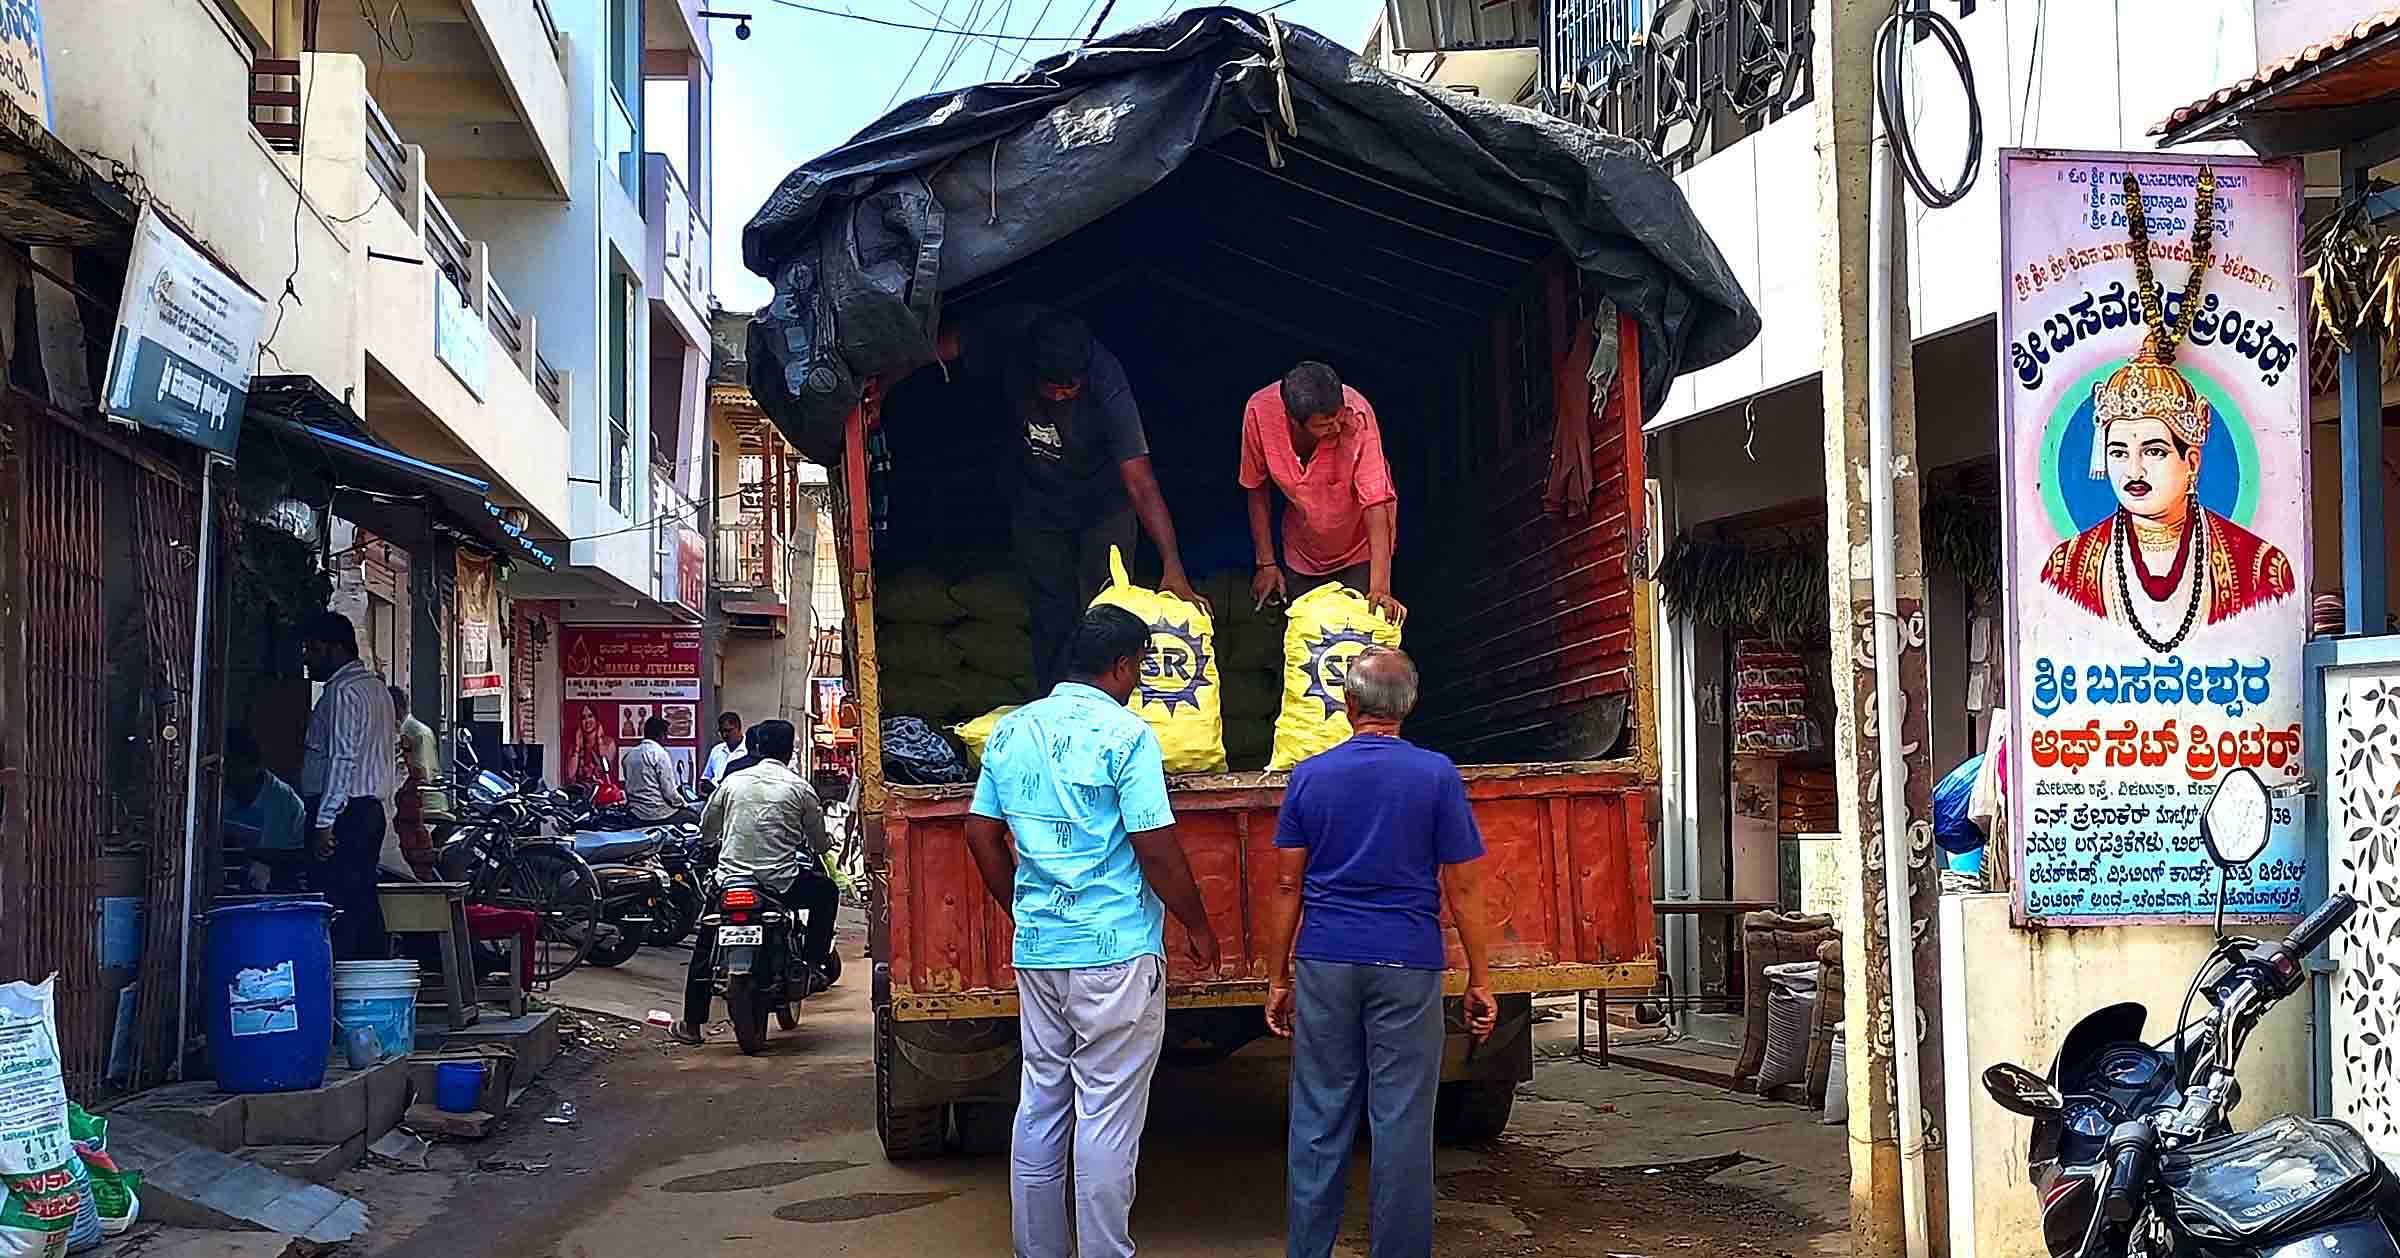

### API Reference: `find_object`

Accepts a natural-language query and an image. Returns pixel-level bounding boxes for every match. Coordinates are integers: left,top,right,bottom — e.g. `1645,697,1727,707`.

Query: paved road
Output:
357,927,1843,1258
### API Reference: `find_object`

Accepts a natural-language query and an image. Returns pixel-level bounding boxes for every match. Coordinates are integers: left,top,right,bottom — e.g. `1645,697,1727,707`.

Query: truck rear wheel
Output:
876,1009,950,1160
1435,1079,1516,1146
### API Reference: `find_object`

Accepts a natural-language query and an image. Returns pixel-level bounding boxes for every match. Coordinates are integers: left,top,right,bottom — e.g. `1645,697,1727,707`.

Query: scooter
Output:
1982,767,2390,1258
696,879,812,1054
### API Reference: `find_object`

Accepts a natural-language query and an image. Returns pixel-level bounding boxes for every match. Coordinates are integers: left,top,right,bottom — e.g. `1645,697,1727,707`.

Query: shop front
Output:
1646,329,2002,1040
2156,10,2400,1163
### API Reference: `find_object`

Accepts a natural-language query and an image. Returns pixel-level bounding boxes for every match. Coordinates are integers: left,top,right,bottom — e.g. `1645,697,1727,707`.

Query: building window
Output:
609,0,644,198
608,274,634,514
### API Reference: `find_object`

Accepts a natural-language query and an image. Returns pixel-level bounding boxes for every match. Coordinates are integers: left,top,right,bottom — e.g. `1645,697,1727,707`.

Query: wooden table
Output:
1577,899,1784,1065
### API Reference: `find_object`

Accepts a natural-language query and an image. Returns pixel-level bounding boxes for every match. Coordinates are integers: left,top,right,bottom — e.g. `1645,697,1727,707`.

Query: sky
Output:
705,0,1386,312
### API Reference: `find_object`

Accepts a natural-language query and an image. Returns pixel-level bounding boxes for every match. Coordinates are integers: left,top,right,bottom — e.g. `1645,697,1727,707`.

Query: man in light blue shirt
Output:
964,605,1219,1258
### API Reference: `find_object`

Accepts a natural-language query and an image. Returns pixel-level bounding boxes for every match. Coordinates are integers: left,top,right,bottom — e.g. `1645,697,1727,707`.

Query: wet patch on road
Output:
772,1191,959,1223
661,1161,863,1193
1436,1145,1825,1257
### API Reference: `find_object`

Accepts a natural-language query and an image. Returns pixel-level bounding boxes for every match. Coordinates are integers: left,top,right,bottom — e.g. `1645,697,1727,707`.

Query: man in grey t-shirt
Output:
933,305,1209,692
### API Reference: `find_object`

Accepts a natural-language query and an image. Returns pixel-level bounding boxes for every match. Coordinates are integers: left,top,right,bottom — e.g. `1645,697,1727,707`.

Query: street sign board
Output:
101,206,267,459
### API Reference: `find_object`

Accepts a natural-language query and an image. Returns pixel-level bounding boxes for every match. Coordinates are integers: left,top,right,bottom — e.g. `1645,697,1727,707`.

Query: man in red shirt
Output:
1240,362,1404,623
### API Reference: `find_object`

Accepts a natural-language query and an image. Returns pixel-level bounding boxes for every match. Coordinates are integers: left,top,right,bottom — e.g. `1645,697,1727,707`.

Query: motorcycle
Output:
567,826,675,968
1982,766,2384,1258
650,827,712,947
697,878,813,1054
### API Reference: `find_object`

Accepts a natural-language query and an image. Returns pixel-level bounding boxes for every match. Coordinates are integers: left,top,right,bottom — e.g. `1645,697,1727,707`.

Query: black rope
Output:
1874,5,1983,210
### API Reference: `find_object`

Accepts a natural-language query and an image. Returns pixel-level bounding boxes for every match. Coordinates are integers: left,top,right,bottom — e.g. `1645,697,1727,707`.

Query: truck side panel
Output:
884,769,1653,1015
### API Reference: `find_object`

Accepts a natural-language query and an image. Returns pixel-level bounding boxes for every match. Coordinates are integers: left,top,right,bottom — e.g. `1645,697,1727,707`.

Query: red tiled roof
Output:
2153,7,2400,137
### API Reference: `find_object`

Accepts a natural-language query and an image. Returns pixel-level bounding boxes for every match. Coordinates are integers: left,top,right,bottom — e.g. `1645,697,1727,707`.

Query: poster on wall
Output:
559,626,703,794
457,552,501,698
0,0,48,128
2000,150,2308,926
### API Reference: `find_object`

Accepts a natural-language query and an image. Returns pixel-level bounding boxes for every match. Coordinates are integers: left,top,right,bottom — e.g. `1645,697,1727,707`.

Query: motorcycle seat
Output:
572,829,662,864
2158,1114,2387,1245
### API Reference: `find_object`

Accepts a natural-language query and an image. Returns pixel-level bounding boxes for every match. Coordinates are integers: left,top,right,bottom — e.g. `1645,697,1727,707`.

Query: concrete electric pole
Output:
1813,1,1948,1254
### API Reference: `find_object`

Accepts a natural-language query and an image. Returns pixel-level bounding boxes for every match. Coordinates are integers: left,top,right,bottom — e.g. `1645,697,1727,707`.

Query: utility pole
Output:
1813,1,1947,1254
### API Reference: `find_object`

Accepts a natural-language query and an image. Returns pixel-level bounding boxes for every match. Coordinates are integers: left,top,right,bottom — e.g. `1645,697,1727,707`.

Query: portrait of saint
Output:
2039,337,2294,651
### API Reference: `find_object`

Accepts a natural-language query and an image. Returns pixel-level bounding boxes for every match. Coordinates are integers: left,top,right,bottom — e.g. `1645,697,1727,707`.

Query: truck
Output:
736,10,1759,1160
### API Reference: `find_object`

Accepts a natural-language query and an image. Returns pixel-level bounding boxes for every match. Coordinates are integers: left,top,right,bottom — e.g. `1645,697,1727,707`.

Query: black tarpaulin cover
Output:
741,7,1760,465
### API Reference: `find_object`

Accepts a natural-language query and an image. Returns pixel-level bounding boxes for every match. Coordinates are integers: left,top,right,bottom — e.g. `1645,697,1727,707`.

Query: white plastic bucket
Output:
331,959,419,1062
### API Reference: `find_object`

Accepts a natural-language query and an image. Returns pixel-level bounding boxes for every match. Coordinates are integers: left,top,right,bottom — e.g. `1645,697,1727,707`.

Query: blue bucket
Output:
434,1061,485,1114
203,897,336,1093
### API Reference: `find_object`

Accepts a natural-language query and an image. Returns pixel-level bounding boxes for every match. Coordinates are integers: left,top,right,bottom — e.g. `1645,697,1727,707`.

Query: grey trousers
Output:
1012,955,1166,1258
1286,959,1444,1258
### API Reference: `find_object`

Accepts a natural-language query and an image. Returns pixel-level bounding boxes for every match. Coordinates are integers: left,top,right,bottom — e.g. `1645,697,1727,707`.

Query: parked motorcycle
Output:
650,827,712,946
1982,767,2384,1258
697,879,813,1054
568,826,673,968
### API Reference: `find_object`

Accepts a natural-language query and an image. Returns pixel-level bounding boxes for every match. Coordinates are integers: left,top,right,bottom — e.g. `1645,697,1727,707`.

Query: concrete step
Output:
236,1136,367,1186
99,1060,412,1154
106,1116,368,1244
414,1007,562,1095
114,1226,308,1258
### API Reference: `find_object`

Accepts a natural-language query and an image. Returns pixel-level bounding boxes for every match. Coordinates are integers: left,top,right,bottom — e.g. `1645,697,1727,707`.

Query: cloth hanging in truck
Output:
739,7,1760,467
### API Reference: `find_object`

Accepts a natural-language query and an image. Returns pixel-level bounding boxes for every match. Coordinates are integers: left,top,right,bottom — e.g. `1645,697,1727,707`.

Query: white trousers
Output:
1011,955,1166,1258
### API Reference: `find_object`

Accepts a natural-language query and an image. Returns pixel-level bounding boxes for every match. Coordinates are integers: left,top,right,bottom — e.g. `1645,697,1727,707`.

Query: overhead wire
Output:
1873,2,1982,210
759,0,1091,40
883,0,956,107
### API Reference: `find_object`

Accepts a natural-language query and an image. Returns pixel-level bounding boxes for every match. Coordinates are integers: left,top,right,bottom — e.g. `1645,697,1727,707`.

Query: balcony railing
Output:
487,283,526,360
534,352,565,417
350,76,569,424
533,0,564,57
248,59,303,153
716,522,793,609
363,93,408,211
422,190,471,288
645,154,710,314
1543,0,1815,170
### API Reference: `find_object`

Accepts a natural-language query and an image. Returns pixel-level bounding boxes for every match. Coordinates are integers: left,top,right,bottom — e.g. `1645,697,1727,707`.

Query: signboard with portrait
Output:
102,207,268,458
559,625,704,795
457,551,501,698
2000,150,2309,926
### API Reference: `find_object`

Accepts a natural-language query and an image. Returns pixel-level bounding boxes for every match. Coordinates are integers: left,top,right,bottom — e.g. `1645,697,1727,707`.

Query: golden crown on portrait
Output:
2093,334,2211,446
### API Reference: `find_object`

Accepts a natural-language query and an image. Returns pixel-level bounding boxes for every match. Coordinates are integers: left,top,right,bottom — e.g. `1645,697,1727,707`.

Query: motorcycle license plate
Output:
716,925,765,946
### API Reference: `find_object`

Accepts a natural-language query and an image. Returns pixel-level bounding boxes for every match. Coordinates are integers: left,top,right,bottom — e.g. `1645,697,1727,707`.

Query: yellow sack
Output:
953,705,1019,768
1268,582,1403,770
1088,547,1227,773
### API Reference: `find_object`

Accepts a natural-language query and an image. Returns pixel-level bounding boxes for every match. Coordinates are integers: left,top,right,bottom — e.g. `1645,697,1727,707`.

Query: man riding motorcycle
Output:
670,720,839,1044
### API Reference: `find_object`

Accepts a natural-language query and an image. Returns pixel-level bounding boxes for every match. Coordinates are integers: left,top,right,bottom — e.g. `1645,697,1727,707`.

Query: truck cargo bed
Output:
881,763,1656,1021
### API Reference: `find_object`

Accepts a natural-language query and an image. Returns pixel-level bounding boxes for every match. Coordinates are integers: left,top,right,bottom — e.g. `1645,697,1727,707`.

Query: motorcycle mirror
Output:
2202,768,2274,869
1982,1062,2064,1118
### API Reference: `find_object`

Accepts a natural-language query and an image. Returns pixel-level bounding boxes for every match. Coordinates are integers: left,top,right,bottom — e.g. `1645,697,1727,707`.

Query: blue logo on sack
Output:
1139,617,1213,714
1302,627,1379,718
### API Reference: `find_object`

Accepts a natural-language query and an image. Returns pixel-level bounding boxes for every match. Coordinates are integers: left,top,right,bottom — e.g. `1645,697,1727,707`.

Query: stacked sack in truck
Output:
1201,570,1283,769
874,566,1037,729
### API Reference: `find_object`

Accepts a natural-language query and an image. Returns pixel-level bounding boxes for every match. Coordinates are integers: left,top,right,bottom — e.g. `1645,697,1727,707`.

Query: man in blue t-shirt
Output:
1262,646,1497,1258
963,605,1219,1258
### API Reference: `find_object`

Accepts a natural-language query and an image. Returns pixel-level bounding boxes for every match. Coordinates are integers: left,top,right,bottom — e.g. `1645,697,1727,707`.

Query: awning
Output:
0,96,137,249
2154,10,2400,154
243,376,559,570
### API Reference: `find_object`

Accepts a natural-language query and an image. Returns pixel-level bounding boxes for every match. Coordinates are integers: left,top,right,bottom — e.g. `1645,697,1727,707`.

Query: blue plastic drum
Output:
203,897,336,1093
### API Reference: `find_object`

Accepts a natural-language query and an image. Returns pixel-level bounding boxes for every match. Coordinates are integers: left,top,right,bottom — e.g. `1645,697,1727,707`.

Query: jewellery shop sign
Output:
2000,150,2308,927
